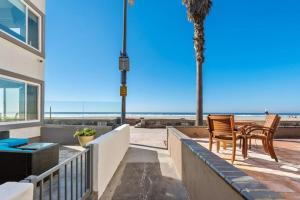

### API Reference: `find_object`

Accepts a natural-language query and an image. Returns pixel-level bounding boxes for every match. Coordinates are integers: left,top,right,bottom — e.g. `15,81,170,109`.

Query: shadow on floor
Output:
101,147,189,200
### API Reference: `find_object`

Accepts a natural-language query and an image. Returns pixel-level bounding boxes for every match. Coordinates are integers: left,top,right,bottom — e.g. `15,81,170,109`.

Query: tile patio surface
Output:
100,127,189,200
196,138,300,200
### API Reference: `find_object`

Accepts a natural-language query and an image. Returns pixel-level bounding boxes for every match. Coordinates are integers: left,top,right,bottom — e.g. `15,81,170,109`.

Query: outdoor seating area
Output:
207,114,281,163
196,138,300,199
0,131,59,184
168,114,300,199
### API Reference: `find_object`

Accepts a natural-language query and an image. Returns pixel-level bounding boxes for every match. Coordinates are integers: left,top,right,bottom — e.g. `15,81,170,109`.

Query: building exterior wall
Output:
28,0,46,13
0,38,44,81
0,0,46,138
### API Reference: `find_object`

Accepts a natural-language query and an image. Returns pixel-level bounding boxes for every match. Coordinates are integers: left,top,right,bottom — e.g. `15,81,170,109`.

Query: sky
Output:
45,0,300,113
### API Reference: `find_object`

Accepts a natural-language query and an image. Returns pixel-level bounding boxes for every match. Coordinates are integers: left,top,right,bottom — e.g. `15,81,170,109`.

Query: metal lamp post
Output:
119,0,133,124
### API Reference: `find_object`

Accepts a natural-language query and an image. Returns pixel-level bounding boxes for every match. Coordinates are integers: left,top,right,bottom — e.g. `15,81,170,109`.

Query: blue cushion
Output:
0,145,32,153
0,143,9,147
0,138,28,147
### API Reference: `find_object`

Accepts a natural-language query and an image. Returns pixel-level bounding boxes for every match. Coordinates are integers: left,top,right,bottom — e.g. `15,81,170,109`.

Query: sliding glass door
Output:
0,76,40,123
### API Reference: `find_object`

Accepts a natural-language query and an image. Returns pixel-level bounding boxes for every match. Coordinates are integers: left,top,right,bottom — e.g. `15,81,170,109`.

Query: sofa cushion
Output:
0,143,9,147
0,138,28,147
0,145,32,153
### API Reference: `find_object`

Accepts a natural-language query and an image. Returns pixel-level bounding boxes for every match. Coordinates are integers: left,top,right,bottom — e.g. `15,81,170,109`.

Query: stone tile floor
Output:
196,138,300,200
100,127,189,200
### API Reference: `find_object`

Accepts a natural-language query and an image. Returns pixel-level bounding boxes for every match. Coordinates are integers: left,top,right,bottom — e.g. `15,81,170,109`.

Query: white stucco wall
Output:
0,38,44,81
10,126,41,138
29,0,46,14
0,182,34,200
88,124,130,198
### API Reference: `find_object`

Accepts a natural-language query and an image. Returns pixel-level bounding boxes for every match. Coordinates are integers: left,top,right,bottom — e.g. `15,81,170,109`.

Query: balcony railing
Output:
22,146,93,200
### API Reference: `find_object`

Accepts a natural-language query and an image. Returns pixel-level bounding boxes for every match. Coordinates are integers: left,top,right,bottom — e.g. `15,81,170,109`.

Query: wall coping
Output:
167,127,283,200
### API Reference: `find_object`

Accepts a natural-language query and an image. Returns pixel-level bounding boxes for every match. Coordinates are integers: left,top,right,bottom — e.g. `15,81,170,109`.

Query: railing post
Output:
86,145,93,195
20,148,92,200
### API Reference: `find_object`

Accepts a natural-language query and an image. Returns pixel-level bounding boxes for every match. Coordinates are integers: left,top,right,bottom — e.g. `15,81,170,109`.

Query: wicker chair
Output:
243,114,281,162
207,114,245,164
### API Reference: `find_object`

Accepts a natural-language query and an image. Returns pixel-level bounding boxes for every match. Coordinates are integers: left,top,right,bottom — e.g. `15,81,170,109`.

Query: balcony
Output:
1,125,295,200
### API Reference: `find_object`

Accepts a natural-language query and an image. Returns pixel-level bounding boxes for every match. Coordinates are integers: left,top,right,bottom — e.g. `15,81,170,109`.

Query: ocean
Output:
44,112,300,121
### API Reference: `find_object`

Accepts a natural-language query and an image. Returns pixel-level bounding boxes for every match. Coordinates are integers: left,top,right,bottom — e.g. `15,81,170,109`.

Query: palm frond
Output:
129,0,134,6
182,0,212,22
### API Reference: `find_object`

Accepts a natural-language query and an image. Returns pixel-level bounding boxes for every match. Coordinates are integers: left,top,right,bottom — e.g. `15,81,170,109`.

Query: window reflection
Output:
0,0,26,42
0,0,40,50
27,84,38,120
0,77,25,122
28,10,39,49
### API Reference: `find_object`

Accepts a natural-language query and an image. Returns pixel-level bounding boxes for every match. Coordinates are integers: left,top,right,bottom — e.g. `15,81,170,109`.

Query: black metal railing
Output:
22,146,93,200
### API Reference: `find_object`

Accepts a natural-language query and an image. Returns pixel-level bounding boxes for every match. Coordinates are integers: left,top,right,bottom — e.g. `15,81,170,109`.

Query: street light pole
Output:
119,0,130,124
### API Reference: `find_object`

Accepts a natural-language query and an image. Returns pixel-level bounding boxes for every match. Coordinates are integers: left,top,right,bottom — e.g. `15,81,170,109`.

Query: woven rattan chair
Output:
207,114,245,164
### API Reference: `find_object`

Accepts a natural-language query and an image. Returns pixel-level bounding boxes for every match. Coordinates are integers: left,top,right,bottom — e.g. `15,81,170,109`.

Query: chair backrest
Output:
264,114,281,133
207,115,235,136
264,114,280,128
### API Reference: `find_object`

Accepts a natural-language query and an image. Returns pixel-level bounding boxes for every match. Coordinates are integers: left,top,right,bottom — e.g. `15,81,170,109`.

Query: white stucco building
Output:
0,0,46,140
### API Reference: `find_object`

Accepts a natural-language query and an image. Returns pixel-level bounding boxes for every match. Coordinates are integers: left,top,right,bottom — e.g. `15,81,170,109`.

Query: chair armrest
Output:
242,125,274,135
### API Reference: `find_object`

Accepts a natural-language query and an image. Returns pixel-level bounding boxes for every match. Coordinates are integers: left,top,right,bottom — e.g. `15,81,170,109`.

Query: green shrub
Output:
74,128,96,137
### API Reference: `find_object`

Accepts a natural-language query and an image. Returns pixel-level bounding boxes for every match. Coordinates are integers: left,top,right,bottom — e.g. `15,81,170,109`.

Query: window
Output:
27,84,38,120
0,76,40,123
0,0,41,50
28,9,39,49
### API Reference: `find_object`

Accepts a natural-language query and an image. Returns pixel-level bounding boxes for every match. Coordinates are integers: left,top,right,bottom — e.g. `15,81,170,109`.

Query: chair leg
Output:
242,138,247,159
268,139,278,162
223,141,227,150
262,139,269,154
217,141,220,153
232,139,237,164
239,138,242,149
209,136,213,152
249,138,252,149
244,137,248,158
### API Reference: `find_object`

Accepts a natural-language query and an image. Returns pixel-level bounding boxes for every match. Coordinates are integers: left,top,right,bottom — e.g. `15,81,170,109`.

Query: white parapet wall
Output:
88,124,130,198
0,182,34,200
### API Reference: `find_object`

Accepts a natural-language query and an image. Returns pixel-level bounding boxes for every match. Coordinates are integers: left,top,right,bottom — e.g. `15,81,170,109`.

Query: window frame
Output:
0,0,42,52
0,74,41,125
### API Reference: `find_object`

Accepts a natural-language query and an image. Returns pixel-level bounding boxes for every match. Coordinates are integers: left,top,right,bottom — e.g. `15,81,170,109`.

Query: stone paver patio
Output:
196,138,300,199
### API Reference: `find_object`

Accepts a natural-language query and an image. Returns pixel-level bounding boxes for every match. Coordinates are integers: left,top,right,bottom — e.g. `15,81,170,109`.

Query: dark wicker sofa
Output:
0,143,59,184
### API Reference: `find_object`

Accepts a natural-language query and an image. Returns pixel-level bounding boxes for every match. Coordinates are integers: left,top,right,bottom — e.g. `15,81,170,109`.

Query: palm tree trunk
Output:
194,19,204,126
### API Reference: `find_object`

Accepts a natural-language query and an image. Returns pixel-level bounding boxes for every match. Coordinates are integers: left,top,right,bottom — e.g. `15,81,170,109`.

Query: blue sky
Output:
45,0,300,113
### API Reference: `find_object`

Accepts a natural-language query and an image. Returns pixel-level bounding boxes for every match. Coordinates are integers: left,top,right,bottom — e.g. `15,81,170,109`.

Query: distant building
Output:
0,0,45,140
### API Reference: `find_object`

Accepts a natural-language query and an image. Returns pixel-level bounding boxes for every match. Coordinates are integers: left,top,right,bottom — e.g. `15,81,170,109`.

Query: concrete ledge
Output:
0,182,33,200
41,125,112,145
88,124,130,198
275,126,300,139
167,127,283,200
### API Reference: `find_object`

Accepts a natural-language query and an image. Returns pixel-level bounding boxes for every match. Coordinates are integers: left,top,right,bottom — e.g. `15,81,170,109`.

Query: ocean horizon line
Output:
44,112,300,115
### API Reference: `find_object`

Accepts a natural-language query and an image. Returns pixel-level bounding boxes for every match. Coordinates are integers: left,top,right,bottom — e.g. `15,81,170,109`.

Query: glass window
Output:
0,0,26,42
28,10,39,49
0,77,25,122
0,0,41,50
27,84,38,120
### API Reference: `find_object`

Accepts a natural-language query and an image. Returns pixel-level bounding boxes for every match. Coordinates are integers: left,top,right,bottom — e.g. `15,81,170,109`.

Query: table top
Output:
18,143,55,150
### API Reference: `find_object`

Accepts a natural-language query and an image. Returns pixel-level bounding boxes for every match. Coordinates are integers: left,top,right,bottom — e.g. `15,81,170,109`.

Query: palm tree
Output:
183,0,212,126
